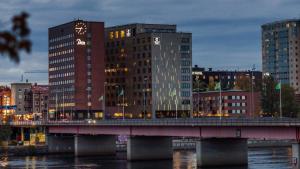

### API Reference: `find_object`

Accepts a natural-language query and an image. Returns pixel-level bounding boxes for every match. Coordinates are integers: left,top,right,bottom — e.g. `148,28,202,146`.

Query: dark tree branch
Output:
0,12,31,64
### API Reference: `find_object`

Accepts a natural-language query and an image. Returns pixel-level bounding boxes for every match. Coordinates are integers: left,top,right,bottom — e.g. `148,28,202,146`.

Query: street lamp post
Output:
251,65,255,118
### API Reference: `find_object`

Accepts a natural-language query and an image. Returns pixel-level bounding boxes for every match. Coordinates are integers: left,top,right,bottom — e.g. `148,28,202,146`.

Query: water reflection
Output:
0,147,294,169
128,160,173,169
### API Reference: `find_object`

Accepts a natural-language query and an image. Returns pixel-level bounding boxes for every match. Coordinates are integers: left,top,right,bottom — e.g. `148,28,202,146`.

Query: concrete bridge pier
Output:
47,134,74,153
196,138,248,167
74,135,116,156
292,143,300,168
127,136,173,161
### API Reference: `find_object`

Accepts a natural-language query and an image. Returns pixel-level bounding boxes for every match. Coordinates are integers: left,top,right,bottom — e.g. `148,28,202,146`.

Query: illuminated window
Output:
109,32,114,39
115,31,119,39
120,30,125,38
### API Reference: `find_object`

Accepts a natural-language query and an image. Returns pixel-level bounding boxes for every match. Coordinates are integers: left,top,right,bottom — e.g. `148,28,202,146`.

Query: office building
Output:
48,20,105,120
105,23,192,118
262,19,300,93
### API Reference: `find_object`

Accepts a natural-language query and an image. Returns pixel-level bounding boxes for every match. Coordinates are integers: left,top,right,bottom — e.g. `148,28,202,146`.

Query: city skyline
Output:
1,0,300,85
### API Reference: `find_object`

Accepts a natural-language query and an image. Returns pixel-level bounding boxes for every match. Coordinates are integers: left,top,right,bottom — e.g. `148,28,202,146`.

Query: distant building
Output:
192,65,262,91
31,84,49,120
11,83,32,115
261,19,300,93
48,20,105,120
105,23,192,118
193,90,261,117
0,86,13,121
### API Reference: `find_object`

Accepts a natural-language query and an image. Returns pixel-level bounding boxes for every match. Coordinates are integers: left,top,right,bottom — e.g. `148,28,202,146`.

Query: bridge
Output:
7,118,300,167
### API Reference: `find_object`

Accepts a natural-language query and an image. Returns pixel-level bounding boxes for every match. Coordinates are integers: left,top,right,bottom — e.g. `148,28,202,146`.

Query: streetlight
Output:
251,64,255,118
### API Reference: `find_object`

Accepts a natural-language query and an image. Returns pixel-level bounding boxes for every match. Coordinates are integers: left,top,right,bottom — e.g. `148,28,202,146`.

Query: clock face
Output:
75,22,87,35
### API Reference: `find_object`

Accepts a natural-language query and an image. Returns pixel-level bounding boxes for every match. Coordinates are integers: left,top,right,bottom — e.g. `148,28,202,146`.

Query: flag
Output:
118,89,124,96
214,82,221,90
275,82,281,90
99,95,104,101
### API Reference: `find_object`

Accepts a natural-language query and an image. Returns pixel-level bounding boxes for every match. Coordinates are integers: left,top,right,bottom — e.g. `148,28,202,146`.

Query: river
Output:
0,147,294,169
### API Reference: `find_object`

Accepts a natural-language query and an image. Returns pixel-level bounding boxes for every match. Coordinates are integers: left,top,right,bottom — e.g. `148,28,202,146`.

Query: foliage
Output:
193,80,207,92
0,12,31,63
261,76,299,117
261,76,279,116
235,75,262,92
281,84,299,117
0,125,12,141
235,76,251,91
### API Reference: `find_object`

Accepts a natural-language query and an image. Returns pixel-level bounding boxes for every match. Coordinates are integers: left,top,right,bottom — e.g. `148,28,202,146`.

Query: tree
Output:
0,125,12,142
235,75,251,91
261,76,299,117
281,84,299,118
0,12,31,63
193,80,207,92
261,76,278,117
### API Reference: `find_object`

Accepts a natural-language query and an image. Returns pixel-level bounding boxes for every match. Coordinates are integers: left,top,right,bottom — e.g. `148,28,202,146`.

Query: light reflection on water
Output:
0,147,294,169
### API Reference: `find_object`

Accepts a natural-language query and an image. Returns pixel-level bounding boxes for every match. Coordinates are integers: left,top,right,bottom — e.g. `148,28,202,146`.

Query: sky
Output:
0,0,300,85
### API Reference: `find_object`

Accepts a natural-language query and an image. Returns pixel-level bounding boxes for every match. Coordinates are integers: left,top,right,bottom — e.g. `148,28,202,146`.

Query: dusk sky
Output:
1,0,300,85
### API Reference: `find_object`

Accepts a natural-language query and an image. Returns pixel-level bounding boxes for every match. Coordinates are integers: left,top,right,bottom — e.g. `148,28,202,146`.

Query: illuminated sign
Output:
153,37,160,45
126,29,131,37
76,38,86,45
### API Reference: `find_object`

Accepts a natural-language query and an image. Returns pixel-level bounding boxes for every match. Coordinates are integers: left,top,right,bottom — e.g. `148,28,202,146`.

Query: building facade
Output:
193,90,261,117
192,65,262,91
105,23,192,118
262,19,300,93
0,86,13,121
48,20,105,120
31,84,49,120
11,83,32,115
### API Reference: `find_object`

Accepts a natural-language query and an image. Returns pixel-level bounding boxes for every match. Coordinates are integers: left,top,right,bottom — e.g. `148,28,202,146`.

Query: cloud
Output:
0,0,300,84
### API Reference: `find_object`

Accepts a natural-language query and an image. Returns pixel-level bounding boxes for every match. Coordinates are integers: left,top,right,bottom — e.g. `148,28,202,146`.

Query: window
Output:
181,38,190,43
120,30,125,38
181,75,190,81
181,83,191,89
109,32,114,39
181,91,190,97
180,45,190,51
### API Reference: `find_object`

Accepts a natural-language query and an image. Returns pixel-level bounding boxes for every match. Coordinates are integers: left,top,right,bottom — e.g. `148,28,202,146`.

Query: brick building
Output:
48,20,105,120
193,90,261,117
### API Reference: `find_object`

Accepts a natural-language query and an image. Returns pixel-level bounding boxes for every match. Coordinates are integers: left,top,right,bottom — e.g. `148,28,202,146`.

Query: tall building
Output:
262,19,300,93
48,20,105,120
105,23,192,118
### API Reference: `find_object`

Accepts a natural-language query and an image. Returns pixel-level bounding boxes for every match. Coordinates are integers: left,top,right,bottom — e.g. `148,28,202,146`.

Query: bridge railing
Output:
5,117,300,127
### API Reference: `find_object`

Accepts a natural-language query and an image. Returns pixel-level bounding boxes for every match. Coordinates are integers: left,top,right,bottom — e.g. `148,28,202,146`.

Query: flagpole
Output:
219,77,222,120
279,80,282,118
122,88,125,120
